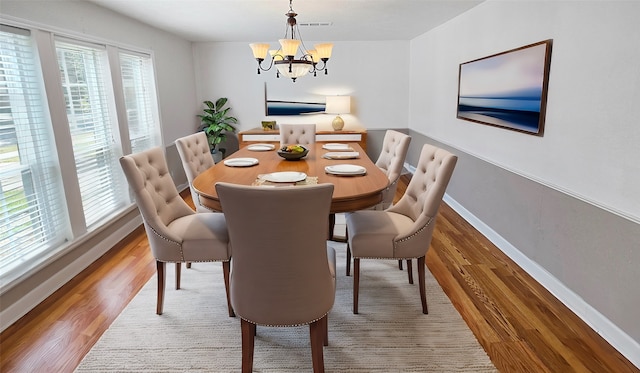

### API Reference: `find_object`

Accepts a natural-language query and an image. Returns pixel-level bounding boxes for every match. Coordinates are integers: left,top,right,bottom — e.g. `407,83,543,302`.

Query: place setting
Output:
246,143,275,151
223,157,259,167
253,171,318,186
325,164,367,176
323,151,360,160
322,143,354,151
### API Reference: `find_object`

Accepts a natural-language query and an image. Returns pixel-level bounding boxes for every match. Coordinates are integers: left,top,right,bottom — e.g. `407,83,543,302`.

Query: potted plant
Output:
197,98,238,161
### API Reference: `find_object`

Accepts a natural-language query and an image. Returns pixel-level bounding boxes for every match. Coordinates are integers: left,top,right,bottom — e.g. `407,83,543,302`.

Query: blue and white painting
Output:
264,83,326,116
457,40,552,135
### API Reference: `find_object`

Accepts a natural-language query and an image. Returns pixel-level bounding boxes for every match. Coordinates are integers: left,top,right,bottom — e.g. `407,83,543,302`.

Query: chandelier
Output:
249,0,333,82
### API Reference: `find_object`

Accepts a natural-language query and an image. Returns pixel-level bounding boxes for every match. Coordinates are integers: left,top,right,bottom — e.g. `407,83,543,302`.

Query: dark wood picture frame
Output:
457,39,553,136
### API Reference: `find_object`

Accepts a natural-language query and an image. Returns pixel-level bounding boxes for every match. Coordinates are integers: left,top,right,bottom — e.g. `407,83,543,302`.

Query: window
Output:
0,26,68,278
55,39,129,227
0,22,162,287
119,51,161,153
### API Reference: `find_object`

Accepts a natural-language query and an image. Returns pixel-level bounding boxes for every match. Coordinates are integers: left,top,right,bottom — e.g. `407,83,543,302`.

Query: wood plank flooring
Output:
1,178,638,372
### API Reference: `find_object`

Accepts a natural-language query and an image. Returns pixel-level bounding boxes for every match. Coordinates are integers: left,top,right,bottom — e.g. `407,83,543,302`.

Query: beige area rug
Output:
76,243,496,372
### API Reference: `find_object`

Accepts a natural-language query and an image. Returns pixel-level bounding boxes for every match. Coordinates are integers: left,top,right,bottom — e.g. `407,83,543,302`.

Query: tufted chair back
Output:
375,130,411,209
120,146,233,316
345,143,456,314
387,143,457,257
120,147,195,260
279,123,316,146
175,132,216,212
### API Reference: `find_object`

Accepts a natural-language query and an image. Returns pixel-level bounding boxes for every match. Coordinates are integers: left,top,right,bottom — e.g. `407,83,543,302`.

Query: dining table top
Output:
192,142,389,213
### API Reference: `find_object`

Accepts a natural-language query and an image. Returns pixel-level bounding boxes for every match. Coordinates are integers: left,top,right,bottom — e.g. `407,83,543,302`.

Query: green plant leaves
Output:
198,98,238,149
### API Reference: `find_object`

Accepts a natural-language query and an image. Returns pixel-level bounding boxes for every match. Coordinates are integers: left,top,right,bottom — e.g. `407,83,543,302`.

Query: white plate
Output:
322,143,352,151
224,157,259,167
247,143,275,151
323,151,360,160
262,171,307,183
325,164,367,175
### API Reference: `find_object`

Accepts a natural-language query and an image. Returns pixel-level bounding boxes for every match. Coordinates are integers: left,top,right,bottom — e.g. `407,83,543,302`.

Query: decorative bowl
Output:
277,146,309,161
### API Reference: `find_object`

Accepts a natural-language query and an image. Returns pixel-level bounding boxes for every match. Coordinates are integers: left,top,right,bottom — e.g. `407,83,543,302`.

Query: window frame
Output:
0,19,163,291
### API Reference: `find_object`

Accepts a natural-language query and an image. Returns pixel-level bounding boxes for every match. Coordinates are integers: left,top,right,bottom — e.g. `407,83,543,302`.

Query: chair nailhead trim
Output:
394,216,434,245
148,225,185,261
239,311,330,328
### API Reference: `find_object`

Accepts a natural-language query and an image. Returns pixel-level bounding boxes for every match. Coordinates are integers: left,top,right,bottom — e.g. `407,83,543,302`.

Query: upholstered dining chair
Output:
375,130,411,210
329,130,411,242
119,147,234,317
345,143,457,314
216,182,336,373
279,123,316,146
175,132,216,213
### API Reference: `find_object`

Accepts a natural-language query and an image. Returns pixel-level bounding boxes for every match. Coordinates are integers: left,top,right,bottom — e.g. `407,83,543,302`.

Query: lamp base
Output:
332,115,344,131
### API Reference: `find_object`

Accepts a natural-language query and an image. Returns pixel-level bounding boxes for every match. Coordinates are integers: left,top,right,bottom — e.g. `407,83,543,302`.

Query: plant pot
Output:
211,149,224,163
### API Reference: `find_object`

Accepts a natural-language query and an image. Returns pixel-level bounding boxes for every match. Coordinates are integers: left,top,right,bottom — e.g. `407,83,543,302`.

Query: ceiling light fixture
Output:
249,0,334,82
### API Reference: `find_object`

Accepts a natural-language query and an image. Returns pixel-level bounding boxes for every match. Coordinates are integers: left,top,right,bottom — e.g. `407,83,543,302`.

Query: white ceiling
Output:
86,0,484,43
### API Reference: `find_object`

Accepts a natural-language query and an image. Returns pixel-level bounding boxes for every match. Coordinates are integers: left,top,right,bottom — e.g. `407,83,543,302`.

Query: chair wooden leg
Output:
321,314,329,346
346,244,352,276
406,259,413,284
398,259,403,270
328,213,335,240
418,256,428,314
240,319,256,373
222,261,235,317
156,261,166,315
309,318,326,373
353,258,360,314
175,262,181,290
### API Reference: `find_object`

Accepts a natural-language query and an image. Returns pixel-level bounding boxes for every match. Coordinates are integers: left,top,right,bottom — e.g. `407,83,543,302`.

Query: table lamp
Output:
325,96,351,131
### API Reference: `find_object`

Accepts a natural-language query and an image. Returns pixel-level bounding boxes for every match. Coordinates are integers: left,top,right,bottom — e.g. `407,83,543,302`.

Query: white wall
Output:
409,0,640,223
193,41,410,133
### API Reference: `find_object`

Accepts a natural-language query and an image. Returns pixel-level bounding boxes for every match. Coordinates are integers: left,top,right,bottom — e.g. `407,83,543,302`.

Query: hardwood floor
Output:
1,179,638,372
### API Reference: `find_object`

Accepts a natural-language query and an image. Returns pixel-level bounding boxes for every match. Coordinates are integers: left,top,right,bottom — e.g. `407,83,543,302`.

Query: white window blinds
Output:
0,26,68,276
55,39,127,227
119,51,161,153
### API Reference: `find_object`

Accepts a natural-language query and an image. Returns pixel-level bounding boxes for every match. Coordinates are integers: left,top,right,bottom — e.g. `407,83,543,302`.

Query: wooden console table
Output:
238,127,367,151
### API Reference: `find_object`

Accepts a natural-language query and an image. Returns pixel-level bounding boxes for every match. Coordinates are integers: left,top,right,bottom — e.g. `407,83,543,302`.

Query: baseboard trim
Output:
442,194,640,369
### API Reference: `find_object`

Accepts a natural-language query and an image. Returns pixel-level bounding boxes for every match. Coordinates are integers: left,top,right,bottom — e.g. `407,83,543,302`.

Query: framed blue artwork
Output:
457,40,553,136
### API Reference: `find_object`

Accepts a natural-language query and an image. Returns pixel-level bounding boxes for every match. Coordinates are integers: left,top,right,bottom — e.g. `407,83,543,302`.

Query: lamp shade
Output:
269,49,285,61
325,96,351,114
249,43,270,59
279,39,300,57
315,43,334,60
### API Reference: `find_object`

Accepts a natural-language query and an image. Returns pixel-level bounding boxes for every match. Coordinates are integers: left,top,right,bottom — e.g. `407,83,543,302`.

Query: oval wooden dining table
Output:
192,142,389,214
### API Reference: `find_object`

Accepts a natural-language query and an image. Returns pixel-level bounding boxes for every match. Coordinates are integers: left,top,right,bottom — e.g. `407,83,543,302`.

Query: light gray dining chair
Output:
279,123,316,146
175,132,216,213
345,143,457,314
216,182,336,373
119,147,234,317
